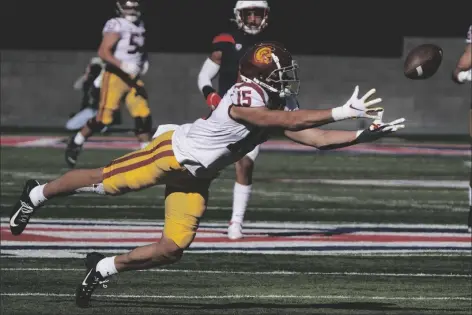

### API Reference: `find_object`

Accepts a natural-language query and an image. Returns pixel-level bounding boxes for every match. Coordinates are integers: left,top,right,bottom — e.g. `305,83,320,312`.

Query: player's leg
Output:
228,145,260,240
65,72,126,168
11,131,178,236
125,80,152,149
9,169,105,236
113,183,209,270
76,181,210,308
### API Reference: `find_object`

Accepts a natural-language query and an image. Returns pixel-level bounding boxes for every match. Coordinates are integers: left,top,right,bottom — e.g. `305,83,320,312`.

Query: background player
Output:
65,57,122,132
197,0,270,239
452,25,472,232
10,42,406,308
65,0,152,168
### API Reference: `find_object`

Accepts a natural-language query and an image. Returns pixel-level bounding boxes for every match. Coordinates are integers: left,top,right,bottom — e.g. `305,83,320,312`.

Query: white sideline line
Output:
2,203,467,212
3,268,470,278
1,292,470,301
1,217,468,229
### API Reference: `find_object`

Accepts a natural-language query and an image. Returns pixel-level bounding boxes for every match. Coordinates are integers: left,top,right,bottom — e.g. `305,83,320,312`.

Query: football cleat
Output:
76,252,109,308
65,136,83,168
9,179,41,236
228,222,244,240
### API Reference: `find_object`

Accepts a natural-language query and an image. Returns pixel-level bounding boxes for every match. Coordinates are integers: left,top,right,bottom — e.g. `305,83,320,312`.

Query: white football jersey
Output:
466,25,471,44
172,82,299,178
102,17,146,67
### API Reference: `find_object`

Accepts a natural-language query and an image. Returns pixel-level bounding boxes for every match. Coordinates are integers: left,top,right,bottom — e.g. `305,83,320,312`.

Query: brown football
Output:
404,44,443,80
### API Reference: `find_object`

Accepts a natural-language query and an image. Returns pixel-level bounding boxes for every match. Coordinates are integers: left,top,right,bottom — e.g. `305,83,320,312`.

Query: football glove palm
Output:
356,117,406,143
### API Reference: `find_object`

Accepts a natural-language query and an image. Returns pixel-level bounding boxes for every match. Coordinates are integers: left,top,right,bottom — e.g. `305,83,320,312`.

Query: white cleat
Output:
228,222,244,240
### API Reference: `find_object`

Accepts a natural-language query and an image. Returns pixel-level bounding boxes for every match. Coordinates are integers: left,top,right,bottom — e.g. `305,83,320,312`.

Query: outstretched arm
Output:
284,128,357,150
284,118,405,150
230,86,384,131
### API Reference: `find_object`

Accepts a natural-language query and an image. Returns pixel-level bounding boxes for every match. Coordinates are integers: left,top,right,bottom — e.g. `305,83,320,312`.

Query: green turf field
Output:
1,144,471,315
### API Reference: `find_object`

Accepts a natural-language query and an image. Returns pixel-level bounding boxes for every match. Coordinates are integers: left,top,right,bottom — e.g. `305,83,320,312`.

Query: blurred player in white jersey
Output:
452,25,472,232
65,0,152,168
65,57,104,131
65,57,122,132
9,42,406,308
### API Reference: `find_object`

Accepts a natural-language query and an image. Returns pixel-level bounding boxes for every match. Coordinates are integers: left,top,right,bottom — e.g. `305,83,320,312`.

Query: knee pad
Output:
134,115,153,135
86,118,107,133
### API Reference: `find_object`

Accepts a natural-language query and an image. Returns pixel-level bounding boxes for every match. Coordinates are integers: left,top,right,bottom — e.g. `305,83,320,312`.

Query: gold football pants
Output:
102,131,210,249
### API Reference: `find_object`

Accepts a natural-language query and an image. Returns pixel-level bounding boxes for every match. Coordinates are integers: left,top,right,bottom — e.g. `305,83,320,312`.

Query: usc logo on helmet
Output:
254,46,274,64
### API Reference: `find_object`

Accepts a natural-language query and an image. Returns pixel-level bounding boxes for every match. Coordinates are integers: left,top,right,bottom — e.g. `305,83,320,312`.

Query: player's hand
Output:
133,82,148,100
73,75,86,90
332,86,383,121
452,70,472,84
206,92,222,110
120,61,141,76
140,61,150,76
355,115,406,144
344,86,384,119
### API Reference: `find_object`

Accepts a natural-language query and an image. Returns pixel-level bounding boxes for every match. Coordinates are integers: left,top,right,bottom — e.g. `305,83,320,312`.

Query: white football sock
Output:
74,132,86,146
75,183,106,195
140,141,150,149
29,184,47,207
96,256,118,278
231,182,252,224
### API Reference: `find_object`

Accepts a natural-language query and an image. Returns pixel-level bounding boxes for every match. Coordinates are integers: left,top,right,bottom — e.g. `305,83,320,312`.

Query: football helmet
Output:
233,0,269,35
116,0,141,23
239,42,300,100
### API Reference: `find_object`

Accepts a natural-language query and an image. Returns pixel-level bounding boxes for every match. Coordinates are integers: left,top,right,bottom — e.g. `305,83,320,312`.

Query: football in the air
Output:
403,44,443,80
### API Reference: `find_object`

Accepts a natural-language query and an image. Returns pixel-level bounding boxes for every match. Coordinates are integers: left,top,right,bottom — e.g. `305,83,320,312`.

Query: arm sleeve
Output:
197,58,220,93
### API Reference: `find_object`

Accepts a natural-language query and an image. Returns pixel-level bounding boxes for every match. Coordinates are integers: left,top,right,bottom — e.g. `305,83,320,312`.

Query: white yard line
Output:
273,179,469,189
0,292,470,301
2,170,468,189
2,268,470,278
2,249,470,258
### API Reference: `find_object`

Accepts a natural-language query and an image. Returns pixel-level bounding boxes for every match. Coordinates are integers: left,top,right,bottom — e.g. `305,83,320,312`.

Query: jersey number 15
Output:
237,89,252,107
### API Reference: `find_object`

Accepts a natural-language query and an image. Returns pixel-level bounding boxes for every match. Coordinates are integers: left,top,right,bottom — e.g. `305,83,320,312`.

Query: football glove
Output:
206,92,222,110
457,70,472,83
120,61,141,76
133,81,148,100
141,61,150,76
332,86,384,121
73,75,86,90
355,116,406,144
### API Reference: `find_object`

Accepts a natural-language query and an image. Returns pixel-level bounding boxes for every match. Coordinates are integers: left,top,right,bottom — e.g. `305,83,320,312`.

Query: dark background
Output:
1,0,471,57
